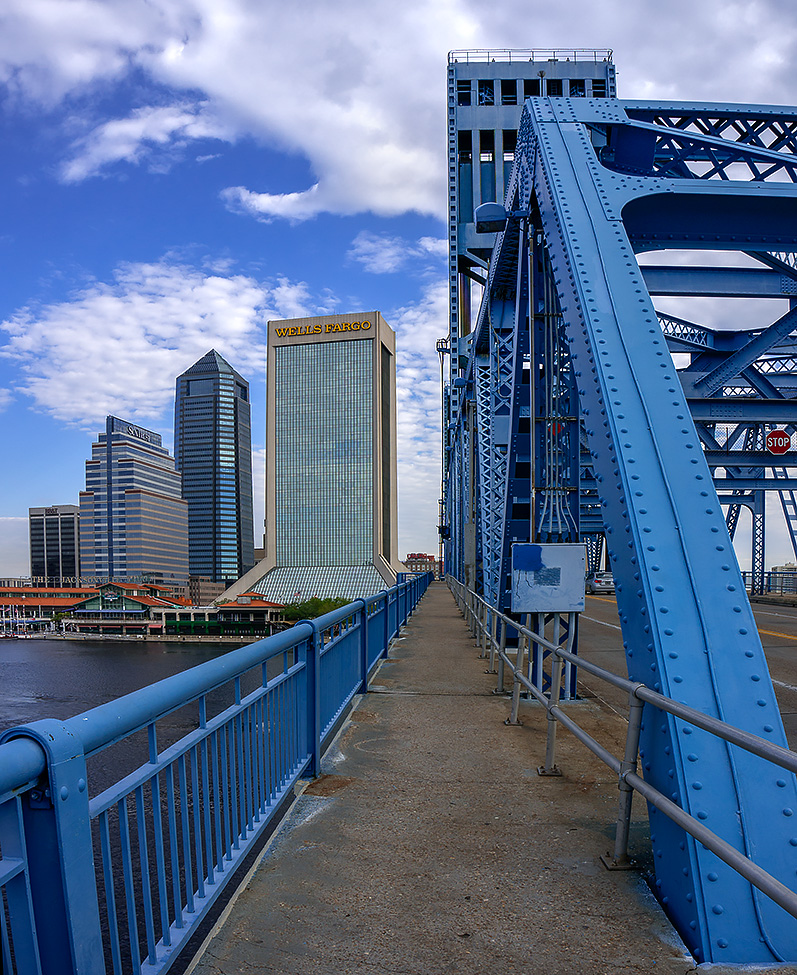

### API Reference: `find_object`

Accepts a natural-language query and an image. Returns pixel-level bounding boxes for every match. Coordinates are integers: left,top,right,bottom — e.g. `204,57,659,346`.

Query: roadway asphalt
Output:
580,591,797,747
186,581,797,975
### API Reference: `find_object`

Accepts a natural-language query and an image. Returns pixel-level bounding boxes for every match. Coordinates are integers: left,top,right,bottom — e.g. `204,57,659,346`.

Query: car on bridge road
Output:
586,571,615,594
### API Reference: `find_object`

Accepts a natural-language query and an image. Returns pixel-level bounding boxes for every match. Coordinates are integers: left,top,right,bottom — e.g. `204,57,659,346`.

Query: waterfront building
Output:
28,504,80,584
1,585,96,635
0,582,186,635
224,312,401,602
79,416,189,583
174,350,255,586
150,593,284,639
67,583,186,636
403,553,442,580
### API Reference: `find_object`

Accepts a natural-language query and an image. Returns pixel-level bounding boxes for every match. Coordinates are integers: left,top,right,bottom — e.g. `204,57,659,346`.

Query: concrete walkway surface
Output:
188,582,794,975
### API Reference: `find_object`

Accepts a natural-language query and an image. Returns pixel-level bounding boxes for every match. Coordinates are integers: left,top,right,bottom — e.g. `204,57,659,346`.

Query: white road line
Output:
583,615,797,697
581,615,622,631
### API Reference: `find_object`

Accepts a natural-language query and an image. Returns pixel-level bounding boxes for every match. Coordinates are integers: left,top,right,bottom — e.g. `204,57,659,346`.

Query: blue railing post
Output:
380,590,389,656
355,599,368,693
297,622,322,778
1,719,105,974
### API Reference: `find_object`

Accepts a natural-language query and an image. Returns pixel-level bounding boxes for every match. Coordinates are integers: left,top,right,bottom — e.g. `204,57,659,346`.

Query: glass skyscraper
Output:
79,416,188,582
223,313,399,602
174,350,255,585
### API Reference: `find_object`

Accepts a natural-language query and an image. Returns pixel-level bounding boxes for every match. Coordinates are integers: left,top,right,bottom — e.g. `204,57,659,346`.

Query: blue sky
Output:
2,0,797,576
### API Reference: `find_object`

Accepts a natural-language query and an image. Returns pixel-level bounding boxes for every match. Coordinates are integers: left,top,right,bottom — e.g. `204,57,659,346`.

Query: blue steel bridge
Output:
442,93,797,964
8,90,797,973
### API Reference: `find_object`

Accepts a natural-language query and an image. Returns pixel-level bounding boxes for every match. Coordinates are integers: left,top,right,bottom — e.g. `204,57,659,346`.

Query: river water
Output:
0,637,239,735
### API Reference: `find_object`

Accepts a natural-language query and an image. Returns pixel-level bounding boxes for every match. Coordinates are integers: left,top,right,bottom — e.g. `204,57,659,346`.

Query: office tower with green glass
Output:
225,313,399,602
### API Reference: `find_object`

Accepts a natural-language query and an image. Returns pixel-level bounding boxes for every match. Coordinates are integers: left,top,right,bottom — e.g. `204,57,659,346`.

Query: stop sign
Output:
766,429,792,455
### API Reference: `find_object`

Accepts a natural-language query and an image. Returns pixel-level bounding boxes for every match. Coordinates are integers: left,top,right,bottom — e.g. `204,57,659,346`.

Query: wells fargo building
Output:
228,312,401,602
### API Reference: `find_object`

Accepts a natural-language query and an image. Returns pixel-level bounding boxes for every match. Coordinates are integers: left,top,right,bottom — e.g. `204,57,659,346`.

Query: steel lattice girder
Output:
488,298,518,608
508,97,797,963
663,290,797,562
475,355,499,604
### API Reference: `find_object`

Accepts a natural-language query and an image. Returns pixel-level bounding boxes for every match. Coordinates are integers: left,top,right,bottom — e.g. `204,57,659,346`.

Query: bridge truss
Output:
444,98,797,962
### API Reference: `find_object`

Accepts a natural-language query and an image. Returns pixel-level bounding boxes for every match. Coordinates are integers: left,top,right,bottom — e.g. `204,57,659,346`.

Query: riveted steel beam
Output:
513,96,797,964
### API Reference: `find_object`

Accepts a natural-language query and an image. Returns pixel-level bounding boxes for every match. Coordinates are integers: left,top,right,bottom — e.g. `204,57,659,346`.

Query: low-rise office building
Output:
29,504,80,585
403,553,442,579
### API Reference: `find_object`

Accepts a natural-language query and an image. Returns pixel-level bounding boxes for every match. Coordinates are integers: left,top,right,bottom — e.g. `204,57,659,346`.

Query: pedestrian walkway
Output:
187,582,779,975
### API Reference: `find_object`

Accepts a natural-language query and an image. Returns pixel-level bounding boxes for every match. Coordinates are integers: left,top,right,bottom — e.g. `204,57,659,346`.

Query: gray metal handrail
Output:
448,49,613,65
447,575,797,921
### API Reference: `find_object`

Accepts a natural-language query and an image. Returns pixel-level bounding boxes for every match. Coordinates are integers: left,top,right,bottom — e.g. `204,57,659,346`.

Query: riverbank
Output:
34,632,273,644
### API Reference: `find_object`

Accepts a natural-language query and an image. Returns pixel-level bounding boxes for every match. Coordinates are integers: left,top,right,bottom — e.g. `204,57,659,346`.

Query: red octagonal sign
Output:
766,429,792,455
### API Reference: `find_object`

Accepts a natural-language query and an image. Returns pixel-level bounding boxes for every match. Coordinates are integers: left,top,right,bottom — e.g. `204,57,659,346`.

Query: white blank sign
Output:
511,543,586,612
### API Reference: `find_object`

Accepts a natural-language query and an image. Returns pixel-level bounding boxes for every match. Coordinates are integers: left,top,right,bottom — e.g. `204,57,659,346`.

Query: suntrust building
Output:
79,416,189,583
225,312,401,602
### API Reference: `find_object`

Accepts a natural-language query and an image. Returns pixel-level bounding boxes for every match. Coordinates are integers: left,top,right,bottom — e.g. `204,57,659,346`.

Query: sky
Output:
2,0,797,577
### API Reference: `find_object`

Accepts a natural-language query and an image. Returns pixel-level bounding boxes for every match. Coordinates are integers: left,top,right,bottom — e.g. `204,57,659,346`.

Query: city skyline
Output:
3,2,797,574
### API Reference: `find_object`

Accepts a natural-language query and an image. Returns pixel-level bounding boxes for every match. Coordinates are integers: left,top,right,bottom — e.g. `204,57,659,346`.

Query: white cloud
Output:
0,260,318,427
0,0,176,104
388,280,448,555
0,0,470,216
61,101,235,181
347,231,447,274
417,237,448,259
4,1,797,220
0,388,14,411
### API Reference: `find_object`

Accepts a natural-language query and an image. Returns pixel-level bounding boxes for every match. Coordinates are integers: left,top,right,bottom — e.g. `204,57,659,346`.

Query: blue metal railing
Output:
0,575,431,975
742,570,797,595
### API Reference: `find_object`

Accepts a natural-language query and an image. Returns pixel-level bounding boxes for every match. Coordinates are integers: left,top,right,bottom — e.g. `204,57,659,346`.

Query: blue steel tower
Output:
174,350,255,586
446,58,797,962
445,50,617,586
